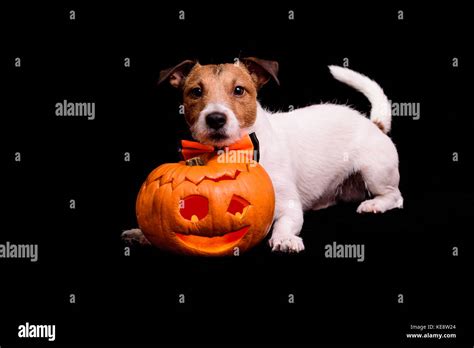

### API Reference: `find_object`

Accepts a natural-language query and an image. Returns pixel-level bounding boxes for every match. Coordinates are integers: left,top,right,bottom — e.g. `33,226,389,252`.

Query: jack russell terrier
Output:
123,57,403,253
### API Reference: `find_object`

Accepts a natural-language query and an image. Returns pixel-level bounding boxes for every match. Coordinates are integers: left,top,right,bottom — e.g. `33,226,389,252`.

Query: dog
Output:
123,57,403,253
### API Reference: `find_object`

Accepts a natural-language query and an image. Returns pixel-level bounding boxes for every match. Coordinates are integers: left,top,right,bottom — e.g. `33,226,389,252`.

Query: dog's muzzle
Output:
205,112,227,130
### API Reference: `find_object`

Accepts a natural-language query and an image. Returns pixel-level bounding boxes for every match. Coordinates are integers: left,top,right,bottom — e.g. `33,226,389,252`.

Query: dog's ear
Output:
158,60,198,88
241,57,280,89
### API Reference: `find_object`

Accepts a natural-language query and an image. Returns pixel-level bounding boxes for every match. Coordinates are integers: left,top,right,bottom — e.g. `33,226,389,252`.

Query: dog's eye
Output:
233,86,245,96
190,87,202,98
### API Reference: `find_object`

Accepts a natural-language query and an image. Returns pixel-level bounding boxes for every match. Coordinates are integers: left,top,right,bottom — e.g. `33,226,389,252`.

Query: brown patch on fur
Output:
373,120,385,133
337,172,368,203
312,172,368,211
241,57,280,88
213,64,224,75
182,63,258,128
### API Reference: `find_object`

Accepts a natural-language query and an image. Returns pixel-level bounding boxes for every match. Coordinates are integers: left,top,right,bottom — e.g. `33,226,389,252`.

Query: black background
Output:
1,2,472,345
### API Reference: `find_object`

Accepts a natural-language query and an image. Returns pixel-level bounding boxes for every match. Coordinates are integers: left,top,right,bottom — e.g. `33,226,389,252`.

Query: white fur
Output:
191,102,241,147
246,66,403,252
329,65,392,133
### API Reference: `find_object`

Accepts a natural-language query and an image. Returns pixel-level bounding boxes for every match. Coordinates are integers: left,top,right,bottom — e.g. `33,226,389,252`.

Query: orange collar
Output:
179,132,260,162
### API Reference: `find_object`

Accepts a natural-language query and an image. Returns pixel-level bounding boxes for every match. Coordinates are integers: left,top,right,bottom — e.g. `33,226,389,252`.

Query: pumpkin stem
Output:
185,156,205,166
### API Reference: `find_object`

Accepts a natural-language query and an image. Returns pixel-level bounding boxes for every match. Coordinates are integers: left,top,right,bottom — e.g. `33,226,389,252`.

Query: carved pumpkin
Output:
136,155,275,256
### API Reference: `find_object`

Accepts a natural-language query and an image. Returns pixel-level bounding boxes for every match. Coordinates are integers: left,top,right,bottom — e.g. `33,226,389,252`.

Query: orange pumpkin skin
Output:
136,156,275,256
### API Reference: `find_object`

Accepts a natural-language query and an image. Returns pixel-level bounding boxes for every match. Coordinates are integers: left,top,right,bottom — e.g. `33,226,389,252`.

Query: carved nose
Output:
206,113,227,130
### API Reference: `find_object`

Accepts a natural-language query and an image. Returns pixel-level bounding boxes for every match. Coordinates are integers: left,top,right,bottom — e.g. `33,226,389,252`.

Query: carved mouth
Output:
175,226,249,253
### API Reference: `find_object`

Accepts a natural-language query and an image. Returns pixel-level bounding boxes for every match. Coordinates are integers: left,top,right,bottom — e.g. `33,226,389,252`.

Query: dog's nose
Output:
206,113,227,130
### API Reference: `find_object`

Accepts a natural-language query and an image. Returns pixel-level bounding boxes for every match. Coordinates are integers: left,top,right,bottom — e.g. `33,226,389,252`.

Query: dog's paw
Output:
357,197,403,214
121,228,151,246
269,233,305,253
357,199,382,214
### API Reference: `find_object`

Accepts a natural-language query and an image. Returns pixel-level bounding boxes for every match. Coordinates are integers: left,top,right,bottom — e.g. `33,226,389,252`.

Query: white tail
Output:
329,65,391,133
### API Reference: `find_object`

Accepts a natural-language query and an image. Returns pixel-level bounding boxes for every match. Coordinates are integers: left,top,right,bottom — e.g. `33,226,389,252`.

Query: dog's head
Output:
159,58,279,147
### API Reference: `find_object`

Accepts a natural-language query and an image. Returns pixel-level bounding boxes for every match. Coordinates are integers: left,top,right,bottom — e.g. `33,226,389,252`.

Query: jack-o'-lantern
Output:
136,155,275,256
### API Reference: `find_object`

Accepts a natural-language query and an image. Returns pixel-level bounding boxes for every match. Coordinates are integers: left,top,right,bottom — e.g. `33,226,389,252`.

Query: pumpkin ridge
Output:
161,164,184,186
147,163,177,185
165,170,243,190
147,161,251,188
184,169,241,185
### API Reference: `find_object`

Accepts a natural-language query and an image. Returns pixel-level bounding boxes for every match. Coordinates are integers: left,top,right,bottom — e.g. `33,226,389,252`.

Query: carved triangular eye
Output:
180,195,208,222
227,195,250,216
